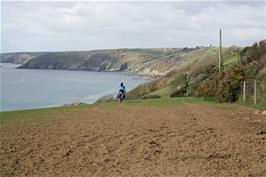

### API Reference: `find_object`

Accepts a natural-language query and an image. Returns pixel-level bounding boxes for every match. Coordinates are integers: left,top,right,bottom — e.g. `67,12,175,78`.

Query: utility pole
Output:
243,81,246,103
219,29,222,72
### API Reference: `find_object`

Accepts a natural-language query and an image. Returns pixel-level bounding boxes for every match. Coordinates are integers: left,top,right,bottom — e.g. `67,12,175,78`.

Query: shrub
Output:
169,85,187,97
196,64,245,102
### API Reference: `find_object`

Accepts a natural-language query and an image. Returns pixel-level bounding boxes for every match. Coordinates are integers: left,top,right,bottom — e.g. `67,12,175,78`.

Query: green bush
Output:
196,64,245,102
169,86,187,97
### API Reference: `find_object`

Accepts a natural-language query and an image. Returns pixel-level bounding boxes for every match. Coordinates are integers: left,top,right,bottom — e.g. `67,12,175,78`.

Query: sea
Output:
0,63,147,111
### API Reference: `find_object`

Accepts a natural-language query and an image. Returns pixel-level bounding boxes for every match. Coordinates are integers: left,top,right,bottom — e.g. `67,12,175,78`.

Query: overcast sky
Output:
1,1,265,52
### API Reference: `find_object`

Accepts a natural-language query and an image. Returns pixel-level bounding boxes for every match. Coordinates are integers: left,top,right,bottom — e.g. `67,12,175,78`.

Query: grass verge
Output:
223,54,240,68
0,104,93,124
121,97,216,107
2,96,262,125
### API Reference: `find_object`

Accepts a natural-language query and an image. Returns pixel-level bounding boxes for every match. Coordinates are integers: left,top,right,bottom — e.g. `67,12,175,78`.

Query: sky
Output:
1,1,265,52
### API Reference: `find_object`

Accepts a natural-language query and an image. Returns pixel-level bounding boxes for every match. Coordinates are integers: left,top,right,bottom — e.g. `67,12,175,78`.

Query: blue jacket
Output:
118,85,126,92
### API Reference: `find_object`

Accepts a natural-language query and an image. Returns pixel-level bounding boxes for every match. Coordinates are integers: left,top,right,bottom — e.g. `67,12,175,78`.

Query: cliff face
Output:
3,48,208,76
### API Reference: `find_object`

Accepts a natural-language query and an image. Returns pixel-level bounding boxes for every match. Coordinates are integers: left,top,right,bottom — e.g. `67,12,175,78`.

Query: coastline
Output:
1,62,148,112
15,63,162,79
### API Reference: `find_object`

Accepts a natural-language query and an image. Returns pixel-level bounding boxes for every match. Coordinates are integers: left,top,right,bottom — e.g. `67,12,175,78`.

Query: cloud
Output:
1,1,265,52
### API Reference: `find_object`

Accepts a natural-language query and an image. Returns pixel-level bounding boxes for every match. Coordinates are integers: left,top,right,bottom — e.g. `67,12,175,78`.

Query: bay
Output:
0,63,146,111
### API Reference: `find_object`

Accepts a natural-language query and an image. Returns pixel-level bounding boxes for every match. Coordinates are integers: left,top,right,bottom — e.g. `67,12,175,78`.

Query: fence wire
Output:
239,80,266,107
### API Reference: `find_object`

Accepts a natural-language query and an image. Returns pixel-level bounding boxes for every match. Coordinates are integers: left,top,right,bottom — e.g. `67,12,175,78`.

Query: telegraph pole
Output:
219,29,222,72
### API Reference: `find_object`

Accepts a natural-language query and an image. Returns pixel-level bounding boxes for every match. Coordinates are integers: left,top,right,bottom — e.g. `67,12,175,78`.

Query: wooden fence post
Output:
254,80,256,105
243,81,246,103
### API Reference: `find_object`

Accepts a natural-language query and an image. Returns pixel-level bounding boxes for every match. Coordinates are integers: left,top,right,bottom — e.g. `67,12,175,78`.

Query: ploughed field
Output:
1,99,266,177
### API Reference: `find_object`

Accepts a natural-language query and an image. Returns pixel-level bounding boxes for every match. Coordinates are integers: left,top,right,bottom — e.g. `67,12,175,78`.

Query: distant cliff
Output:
0,52,45,64
2,48,209,76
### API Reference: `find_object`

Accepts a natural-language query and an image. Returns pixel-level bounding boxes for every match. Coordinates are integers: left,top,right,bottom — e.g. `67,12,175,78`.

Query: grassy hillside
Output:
127,47,236,98
127,40,266,107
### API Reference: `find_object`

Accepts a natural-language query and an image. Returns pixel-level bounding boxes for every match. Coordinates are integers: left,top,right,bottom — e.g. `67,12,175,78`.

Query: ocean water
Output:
0,63,146,111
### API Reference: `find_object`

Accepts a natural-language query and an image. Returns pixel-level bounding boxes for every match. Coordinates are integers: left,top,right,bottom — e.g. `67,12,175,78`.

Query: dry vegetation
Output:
128,40,266,107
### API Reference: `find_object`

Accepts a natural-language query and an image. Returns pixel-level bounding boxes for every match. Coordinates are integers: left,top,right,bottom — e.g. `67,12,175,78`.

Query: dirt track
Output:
1,104,266,177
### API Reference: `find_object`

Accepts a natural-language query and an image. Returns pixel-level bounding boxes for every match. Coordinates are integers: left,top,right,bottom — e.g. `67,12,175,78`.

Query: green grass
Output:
224,54,240,68
238,95,266,110
0,104,93,123
149,86,171,97
0,97,214,121
123,97,216,107
100,96,254,112
239,100,266,110
1,96,262,125
206,48,217,55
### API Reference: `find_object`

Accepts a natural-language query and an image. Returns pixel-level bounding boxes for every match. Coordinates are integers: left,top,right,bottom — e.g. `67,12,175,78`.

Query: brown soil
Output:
1,104,266,177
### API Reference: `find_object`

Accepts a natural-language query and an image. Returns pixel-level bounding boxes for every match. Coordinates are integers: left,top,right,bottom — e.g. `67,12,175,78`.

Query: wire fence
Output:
239,79,266,108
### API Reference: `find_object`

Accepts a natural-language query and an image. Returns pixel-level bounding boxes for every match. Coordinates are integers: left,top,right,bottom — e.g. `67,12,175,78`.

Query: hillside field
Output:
1,98,266,177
